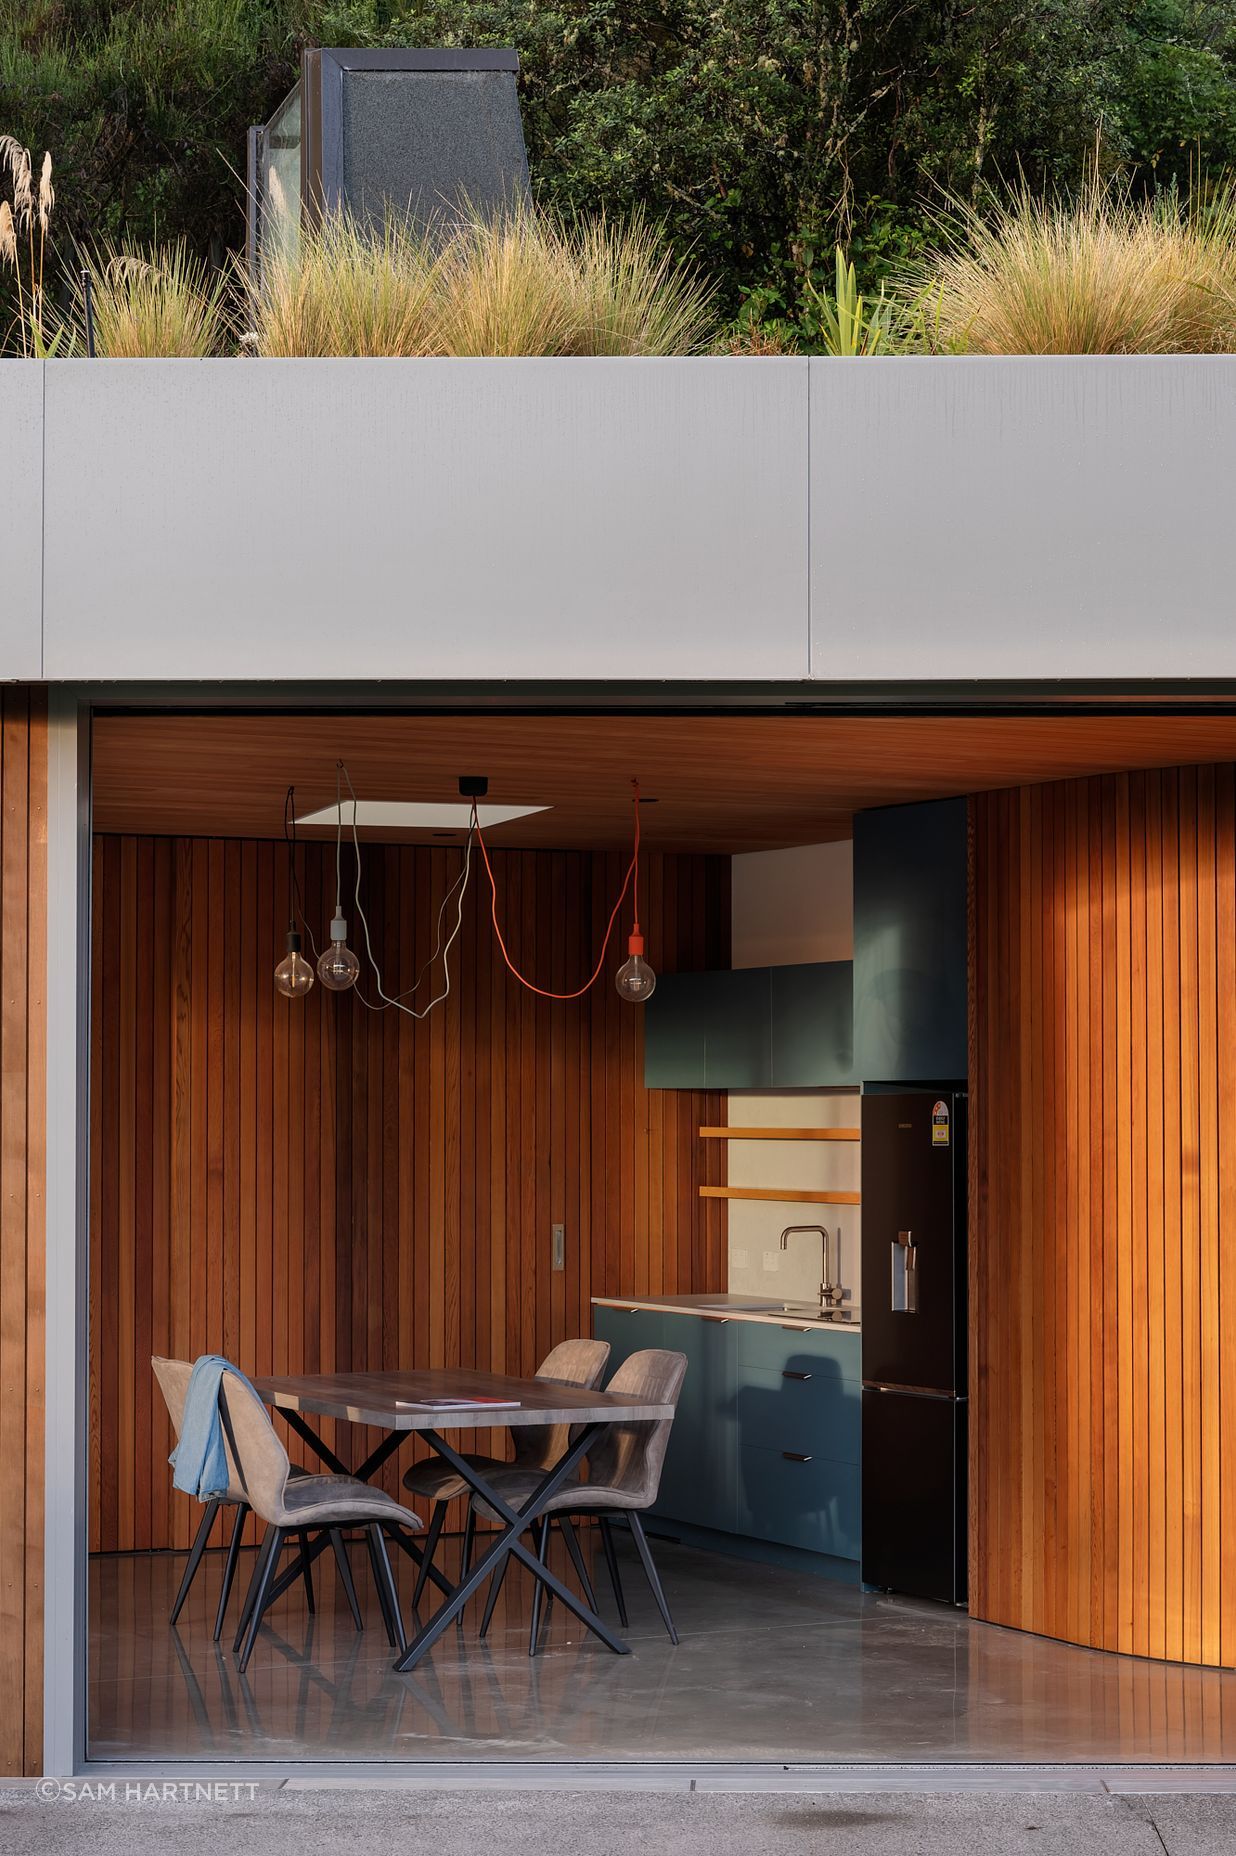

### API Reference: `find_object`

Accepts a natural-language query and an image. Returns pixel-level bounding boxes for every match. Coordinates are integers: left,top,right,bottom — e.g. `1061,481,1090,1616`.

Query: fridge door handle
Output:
891,1230,918,1313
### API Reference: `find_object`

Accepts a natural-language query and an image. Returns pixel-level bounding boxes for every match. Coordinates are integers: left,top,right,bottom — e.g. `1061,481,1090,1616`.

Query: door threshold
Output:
69,1760,1236,1794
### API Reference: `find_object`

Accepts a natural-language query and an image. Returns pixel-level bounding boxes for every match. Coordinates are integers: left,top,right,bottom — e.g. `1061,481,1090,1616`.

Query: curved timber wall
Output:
971,766,1236,1667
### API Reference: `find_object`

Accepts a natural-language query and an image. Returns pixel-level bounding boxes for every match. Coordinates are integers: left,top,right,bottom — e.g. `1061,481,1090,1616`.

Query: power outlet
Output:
552,1223,565,1271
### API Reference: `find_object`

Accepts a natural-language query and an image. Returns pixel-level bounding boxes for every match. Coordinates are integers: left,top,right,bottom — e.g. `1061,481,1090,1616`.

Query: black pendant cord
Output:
283,784,319,960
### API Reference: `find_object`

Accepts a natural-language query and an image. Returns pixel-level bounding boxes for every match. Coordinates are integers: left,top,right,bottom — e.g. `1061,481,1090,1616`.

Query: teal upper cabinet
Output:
644,961,852,1090
770,962,853,1087
852,797,968,1085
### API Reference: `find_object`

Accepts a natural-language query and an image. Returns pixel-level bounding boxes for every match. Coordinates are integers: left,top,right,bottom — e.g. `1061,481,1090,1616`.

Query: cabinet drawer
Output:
736,1444,860,1561
736,1365,860,1464
734,1318,862,1380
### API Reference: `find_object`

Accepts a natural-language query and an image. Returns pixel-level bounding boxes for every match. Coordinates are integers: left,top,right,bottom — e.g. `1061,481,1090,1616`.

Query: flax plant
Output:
75,241,230,357
900,178,1236,355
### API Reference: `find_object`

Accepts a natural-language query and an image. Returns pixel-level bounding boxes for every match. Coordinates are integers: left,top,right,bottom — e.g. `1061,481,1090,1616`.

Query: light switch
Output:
762,1251,779,1274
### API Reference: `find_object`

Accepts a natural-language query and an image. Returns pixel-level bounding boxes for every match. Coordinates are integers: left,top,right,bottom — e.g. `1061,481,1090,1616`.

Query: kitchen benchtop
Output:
591,1292,861,1333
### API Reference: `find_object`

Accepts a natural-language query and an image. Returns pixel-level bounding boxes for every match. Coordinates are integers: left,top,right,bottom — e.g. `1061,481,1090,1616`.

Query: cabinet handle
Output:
781,1369,812,1381
702,1315,729,1324
781,1450,813,1463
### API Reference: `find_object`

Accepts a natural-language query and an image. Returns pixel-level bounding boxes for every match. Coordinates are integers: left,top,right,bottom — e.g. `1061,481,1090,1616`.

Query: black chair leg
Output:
598,1518,628,1627
477,1549,511,1640
233,1524,278,1653
371,1526,407,1654
238,1525,285,1672
558,1517,597,1612
628,1512,678,1645
411,1503,446,1613
170,1497,221,1626
330,1528,363,1631
365,1526,398,1649
297,1530,316,1614
212,1502,249,1643
527,1518,551,1658
456,1504,476,1630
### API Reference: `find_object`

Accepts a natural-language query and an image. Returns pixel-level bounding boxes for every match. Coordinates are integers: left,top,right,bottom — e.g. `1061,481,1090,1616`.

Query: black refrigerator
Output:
860,1089,967,1605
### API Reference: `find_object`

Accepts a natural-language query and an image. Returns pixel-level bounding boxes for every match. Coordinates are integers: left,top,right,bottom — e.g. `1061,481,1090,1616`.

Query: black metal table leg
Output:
392,1426,630,1672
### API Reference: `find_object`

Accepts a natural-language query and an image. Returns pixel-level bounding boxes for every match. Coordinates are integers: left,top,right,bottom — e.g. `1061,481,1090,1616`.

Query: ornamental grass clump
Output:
76,241,229,357
902,178,1236,355
247,205,717,358
430,206,577,356
567,211,716,355
246,213,441,358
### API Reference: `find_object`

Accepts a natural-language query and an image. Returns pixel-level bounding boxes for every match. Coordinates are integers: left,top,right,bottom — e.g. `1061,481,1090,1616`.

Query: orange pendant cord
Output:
474,780,643,1000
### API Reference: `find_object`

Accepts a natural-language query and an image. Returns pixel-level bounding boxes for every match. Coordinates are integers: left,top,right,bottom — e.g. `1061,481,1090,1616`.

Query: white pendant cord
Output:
341,762,473,1019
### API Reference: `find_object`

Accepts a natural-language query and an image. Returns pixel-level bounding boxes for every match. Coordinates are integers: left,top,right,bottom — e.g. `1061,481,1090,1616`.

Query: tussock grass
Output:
431,208,577,357
246,214,440,358
77,240,229,357
567,211,716,355
247,205,717,359
901,179,1236,355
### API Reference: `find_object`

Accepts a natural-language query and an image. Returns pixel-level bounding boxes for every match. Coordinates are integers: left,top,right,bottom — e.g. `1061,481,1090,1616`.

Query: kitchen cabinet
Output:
593,1302,862,1571
643,961,853,1090
852,796,968,1085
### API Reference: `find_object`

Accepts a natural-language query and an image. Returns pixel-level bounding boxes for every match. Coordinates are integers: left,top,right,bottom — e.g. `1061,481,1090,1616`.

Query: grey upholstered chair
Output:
217,1372,423,1672
400,1337,610,1609
471,1347,687,1654
152,1355,319,1642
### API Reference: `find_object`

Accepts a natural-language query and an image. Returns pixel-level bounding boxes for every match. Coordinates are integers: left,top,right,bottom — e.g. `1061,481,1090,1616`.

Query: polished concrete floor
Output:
89,1532,1236,1765
9,1788,1236,1856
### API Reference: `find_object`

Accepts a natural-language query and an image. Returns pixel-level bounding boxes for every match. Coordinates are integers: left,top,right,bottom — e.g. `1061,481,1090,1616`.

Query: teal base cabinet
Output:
593,1304,862,1578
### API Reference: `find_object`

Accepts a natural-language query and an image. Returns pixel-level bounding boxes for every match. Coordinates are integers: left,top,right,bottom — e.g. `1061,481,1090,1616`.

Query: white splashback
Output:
725,1091,861,1308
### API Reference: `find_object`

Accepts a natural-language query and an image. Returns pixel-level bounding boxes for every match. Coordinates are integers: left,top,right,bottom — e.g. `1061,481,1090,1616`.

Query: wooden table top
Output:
252,1367,673,1432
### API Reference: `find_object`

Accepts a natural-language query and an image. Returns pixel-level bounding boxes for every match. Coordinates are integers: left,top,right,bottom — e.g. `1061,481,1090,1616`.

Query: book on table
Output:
395,1396,522,1410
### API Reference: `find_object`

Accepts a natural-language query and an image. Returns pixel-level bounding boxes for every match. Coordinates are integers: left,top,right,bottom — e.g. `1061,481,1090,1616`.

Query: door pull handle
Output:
781,1451,812,1463
781,1370,812,1381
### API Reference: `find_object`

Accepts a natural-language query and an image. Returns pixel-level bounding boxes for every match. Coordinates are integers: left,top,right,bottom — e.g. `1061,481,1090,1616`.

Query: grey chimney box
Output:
247,47,530,273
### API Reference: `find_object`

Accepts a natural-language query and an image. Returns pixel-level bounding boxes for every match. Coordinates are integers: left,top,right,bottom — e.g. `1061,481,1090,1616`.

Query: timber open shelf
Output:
699,1186,862,1205
699,1126,860,1141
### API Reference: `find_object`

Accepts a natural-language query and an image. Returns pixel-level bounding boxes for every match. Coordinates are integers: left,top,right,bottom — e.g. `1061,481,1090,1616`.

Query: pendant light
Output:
317,763,360,992
615,781,656,1002
275,787,315,998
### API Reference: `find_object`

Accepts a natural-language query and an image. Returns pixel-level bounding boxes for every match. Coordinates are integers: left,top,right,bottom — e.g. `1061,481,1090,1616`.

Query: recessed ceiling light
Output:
296,801,549,830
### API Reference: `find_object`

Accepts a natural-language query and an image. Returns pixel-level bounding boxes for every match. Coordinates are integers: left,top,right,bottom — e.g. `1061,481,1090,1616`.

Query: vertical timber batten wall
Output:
90,837,728,1554
0,691,47,1773
971,766,1236,1667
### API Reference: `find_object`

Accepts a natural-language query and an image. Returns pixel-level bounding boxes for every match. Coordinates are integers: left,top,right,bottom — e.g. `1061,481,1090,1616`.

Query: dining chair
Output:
217,1371,424,1673
399,1337,610,1610
152,1355,321,1642
471,1347,687,1655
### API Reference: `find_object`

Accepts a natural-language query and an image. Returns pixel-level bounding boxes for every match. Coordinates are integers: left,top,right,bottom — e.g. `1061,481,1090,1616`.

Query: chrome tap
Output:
779,1224,841,1315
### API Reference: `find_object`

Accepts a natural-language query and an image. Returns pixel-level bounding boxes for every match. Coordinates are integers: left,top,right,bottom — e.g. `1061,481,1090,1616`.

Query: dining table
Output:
251,1366,675,1672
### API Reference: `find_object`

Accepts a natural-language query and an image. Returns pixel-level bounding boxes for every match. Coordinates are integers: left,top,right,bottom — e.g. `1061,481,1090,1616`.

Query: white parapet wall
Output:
3,354,1235,684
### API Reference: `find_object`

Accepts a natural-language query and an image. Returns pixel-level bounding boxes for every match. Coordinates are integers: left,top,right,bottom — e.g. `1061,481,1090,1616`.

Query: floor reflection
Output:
89,1532,1236,1763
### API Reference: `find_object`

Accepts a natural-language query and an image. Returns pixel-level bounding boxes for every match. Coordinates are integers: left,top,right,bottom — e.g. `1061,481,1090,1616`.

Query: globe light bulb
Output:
615,929,657,1003
274,925,315,999
318,913,360,992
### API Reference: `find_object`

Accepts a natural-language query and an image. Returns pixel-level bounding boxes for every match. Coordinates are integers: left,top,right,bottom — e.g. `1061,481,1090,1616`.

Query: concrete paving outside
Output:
3,1786,1236,1855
